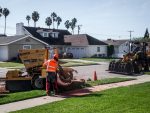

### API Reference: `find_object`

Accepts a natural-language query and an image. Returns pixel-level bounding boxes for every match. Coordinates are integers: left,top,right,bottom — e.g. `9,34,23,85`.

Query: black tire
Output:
118,63,122,72
32,75,44,89
112,62,116,71
108,62,112,71
126,62,133,75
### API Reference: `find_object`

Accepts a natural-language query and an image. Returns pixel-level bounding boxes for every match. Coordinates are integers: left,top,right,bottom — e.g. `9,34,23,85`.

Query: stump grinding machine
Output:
6,49,84,92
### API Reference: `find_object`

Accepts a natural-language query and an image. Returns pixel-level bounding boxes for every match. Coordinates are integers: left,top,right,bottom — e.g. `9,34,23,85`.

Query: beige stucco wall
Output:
8,36,47,60
0,46,9,61
86,45,107,57
64,45,107,58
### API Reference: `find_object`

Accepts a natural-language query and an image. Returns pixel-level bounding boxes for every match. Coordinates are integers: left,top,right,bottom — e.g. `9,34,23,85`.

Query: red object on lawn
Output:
93,71,97,81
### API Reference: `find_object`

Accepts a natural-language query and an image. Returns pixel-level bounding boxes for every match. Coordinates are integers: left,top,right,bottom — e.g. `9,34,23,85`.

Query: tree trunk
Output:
4,17,6,35
53,20,54,29
34,22,36,27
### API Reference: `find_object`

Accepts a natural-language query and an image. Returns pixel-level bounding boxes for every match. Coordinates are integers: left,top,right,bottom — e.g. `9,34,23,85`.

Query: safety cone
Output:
93,71,97,81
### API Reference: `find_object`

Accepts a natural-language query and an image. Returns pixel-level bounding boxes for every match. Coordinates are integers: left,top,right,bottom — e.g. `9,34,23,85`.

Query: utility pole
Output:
128,30,134,41
128,30,134,53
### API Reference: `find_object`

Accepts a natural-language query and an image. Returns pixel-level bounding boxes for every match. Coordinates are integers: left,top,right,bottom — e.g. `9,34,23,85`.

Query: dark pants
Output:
46,72,58,94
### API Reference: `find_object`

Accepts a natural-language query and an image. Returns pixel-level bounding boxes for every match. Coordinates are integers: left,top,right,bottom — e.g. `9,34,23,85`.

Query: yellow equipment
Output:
6,48,83,92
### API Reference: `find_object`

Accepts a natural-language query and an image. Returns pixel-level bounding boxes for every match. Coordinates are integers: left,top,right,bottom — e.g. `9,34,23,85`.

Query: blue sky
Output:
0,0,150,40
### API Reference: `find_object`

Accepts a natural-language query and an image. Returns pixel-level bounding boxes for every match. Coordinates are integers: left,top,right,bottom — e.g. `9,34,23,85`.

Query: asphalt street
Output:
0,61,138,80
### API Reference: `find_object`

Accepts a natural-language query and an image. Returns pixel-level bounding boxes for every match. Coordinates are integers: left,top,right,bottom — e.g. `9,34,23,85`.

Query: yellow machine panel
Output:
19,49,48,69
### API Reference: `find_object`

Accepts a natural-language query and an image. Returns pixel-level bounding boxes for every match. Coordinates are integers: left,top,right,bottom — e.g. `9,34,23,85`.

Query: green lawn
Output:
11,82,150,113
86,77,135,87
144,72,150,75
81,58,116,62
0,90,46,105
0,78,134,105
61,61,98,67
0,62,24,68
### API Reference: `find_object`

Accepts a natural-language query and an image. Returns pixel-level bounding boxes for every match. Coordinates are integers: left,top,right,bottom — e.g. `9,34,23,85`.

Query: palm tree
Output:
0,7,2,24
70,18,77,34
32,11,39,27
51,12,57,29
3,8,10,35
56,16,62,29
144,28,149,39
64,20,70,30
45,17,52,29
26,15,31,26
0,7,2,17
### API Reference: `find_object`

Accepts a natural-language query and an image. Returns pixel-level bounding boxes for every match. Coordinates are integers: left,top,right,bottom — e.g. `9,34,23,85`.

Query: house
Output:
0,35,48,61
16,22,108,58
104,39,130,58
16,23,71,55
64,34,108,58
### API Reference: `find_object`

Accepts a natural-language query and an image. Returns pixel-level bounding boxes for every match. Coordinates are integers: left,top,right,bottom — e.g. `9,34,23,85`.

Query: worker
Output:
43,54,59,96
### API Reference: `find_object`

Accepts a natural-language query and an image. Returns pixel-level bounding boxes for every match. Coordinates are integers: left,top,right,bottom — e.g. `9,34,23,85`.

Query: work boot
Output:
47,92,51,96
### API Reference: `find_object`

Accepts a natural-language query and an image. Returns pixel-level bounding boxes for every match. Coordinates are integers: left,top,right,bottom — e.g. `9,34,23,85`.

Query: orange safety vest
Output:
43,59,58,72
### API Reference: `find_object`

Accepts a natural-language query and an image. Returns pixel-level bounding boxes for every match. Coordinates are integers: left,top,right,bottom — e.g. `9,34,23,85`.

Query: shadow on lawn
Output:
0,94,9,98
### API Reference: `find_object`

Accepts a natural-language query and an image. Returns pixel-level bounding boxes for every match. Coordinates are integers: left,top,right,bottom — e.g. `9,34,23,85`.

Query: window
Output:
50,32,59,38
97,47,100,52
54,32,59,38
23,45,31,49
43,32,48,37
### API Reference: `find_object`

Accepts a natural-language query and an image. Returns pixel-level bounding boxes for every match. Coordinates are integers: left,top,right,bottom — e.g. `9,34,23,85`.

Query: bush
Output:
107,45,114,57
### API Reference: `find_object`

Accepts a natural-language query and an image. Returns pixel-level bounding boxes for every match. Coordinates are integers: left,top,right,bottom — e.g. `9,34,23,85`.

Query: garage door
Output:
0,46,9,61
69,48,85,58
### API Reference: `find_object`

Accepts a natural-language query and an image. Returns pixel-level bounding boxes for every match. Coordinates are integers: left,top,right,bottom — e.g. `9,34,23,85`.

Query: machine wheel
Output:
32,75,44,89
120,63,124,73
112,62,116,71
109,61,114,71
118,63,122,72
114,62,119,72
108,62,112,71
126,62,133,75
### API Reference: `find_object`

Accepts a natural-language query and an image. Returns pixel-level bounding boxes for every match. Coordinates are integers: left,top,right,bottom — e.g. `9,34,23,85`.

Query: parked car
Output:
63,52,73,59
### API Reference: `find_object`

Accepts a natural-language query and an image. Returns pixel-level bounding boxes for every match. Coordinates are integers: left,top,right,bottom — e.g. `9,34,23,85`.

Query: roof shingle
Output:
24,26,71,45
0,35,25,45
64,34,108,46
104,39,129,46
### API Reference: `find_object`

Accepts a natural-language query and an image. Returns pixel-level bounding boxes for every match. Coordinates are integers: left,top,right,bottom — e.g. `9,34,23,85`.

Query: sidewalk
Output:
0,76,150,113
